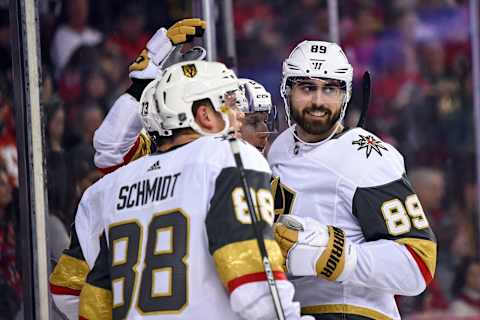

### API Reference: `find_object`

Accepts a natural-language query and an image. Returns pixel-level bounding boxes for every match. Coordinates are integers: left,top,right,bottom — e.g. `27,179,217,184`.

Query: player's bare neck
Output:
296,123,344,143
157,132,201,152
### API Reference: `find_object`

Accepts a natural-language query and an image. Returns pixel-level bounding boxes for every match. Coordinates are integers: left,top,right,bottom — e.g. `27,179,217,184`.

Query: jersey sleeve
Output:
206,166,301,320
349,174,437,294
50,224,89,296
79,232,112,320
50,191,101,319
49,223,89,320
93,92,153,174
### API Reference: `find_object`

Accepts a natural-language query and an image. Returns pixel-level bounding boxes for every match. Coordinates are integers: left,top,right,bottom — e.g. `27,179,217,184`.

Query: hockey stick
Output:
160,45,207,70
227,133,286,320
357,71,371,128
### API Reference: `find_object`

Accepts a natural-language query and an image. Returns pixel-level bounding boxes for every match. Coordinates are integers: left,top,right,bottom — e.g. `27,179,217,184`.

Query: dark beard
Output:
291,105,341,136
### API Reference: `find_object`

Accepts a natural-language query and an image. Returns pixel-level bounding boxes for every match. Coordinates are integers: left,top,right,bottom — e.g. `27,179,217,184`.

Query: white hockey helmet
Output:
140,60,240,139
280,40,353,140
238,79,272,113
238,78,278,133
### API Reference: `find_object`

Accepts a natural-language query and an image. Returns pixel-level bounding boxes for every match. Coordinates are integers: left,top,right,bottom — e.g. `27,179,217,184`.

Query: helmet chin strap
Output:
283,93,348,147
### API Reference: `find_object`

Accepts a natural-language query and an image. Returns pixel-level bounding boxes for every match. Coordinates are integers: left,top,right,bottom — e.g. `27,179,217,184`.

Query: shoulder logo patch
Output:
182,64,197,78
352,134,388,158
147,160,161,172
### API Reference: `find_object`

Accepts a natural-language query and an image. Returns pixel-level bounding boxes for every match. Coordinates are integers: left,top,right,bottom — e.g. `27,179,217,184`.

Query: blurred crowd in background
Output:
0,0,478,318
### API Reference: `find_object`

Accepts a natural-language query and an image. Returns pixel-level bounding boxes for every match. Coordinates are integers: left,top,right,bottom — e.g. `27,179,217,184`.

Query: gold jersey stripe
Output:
271,177,297,216
130,132,152,162
49,255,89,291
79,283,112,320
213,239,284,286
302,304,392,320
271,176,283,216
396,238,437,277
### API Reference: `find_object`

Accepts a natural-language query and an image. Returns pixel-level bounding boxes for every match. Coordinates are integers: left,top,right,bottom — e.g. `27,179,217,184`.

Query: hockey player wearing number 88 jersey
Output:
75,60,310,320
269,40,437,319
49,19,283,320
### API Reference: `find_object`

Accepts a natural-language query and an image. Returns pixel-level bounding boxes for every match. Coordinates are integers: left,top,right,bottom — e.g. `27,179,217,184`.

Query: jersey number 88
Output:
109,209,188,318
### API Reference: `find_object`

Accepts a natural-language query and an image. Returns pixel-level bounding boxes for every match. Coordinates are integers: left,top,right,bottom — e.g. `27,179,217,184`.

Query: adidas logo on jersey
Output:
147,160,161,172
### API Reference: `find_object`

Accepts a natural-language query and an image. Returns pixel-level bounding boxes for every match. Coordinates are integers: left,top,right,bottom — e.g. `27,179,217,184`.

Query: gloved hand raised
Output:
166,18,206,45
129,18,207,79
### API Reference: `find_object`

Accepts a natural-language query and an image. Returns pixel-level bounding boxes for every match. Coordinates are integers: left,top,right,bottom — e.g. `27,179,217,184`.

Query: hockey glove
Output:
128,27,173,79
166,18,206,45
274,215,357,282
128,18,206,79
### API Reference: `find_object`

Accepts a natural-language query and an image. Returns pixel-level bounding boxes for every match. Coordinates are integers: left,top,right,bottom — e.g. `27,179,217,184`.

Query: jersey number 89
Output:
381,194,430,236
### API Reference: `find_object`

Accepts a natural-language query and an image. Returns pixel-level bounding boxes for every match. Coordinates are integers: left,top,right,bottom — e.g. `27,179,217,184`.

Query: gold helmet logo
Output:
182,64,197,78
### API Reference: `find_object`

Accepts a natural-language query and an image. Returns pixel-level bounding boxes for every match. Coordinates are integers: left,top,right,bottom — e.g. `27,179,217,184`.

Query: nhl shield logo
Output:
182,64,197,78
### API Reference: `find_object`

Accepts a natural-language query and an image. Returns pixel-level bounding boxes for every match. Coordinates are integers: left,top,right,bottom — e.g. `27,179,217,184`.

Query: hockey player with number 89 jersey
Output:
270,40,437,320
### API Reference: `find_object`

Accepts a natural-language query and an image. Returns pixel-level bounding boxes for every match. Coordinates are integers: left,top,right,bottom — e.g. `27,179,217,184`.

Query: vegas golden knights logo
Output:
182,64,197,78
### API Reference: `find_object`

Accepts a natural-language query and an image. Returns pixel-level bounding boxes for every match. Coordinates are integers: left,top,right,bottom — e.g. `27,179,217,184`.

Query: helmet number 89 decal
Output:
311,45,327,53
381,194,430,236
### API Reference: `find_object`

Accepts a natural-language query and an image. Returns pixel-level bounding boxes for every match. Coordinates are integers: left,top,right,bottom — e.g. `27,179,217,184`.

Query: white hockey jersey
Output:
76,136,300,320
50,91,151,320
268,127,437,320
93,93,152,174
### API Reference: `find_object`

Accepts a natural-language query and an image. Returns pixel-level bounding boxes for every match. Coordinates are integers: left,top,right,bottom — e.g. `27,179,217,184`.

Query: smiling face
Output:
290,78,345,142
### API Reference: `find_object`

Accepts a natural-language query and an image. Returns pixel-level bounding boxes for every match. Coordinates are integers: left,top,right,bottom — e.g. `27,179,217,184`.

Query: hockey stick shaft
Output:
357,71,371,128
227,135,285,320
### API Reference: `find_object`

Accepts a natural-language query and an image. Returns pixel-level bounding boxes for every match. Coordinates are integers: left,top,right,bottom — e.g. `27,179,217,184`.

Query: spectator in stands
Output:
408,41,465,165
409,167,446,232
77,104,104,146
65,144,102,225
44,98,69,227
81,68,111,111
61,105,103,225
0,156,21,320
343,7,382,80
452,178,478,258
450,258,480,317
0,9,11,80
0,96,17,188
57,45,100,105
97,45,130,102
400,167,449,316
107,4,149,62
99,43,128,82
50,0,102,76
